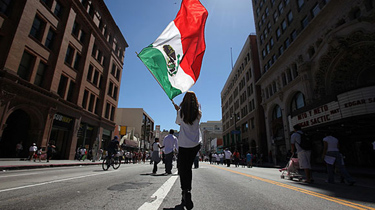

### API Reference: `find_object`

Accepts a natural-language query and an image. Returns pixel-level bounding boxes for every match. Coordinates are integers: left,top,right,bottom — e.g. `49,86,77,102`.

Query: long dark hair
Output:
180,91,201,125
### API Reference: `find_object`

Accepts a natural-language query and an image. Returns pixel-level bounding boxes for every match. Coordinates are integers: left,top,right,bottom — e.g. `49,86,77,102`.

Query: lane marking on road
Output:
0,170,117,193
138,172,179,210
211,165,375,210
0,172,40,178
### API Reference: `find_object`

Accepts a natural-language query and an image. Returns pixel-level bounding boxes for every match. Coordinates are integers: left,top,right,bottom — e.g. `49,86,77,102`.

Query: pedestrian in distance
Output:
246,151,253,168
233,150,240,167
107,136,120,158
151,138,164,174
173,91,202,210
163,129,178,175
46,141,56,162
322,131,355,185
291,124,313,183
15,141,23,158
193,150,200,169
28,143,37,161
224,148,232,167
35,147,42,162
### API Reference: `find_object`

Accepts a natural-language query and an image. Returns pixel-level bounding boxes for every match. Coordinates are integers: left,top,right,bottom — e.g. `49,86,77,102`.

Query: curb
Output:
0,162,102,170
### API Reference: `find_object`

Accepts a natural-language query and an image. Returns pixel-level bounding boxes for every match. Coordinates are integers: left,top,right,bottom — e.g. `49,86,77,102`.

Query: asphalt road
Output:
0,162,374,210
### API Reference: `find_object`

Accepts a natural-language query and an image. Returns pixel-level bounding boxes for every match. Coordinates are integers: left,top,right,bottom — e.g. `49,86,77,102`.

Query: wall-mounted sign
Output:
289,86,375,130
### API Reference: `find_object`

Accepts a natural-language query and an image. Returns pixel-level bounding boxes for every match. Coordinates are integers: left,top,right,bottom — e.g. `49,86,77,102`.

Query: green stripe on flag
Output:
138,46,182,100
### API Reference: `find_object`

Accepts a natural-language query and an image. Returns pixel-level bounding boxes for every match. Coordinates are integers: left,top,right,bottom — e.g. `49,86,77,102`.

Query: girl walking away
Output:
174,91,202,210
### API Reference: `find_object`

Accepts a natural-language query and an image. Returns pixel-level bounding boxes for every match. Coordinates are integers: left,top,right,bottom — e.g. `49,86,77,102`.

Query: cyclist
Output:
107,136,120,158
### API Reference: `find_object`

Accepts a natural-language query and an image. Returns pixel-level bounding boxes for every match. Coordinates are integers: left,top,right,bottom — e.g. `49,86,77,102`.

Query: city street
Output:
0,162,374,210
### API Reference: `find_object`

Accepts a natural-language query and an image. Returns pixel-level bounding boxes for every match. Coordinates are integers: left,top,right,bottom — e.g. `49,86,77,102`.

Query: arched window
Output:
291,92,305,112
272,105,282,120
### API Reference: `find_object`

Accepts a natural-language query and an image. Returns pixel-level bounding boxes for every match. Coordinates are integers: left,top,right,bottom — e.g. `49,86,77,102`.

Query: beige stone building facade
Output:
252,0,375,165
221,35,267,157
115,108,154,151
0,0,127,159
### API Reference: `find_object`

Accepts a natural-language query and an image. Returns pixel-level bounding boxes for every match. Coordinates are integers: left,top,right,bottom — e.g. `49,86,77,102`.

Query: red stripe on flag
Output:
174,0,208,82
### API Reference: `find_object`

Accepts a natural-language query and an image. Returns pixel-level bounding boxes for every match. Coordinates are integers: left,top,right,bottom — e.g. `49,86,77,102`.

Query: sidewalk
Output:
256,161,375,179
0,159,102,170
1,159,375,179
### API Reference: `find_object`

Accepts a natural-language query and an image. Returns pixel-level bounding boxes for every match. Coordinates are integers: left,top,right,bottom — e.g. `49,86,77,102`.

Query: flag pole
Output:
136,51,176,106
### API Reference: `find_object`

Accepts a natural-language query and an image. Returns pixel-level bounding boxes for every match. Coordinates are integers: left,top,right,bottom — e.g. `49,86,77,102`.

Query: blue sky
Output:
104,0,256,131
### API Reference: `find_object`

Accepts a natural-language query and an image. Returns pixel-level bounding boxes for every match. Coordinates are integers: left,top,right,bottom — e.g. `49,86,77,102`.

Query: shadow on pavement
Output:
163,204,184,210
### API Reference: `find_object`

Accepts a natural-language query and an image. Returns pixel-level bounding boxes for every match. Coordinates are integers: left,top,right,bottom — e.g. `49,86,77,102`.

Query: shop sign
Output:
289,86,375,130
53,113,73,128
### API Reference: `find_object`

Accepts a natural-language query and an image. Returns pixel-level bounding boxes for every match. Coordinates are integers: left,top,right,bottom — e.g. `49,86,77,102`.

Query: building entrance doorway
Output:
0,110,31,158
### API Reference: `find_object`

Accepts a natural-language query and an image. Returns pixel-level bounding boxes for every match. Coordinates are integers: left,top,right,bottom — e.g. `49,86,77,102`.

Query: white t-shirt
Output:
29,146,37,152
323,135,340,152
153,142,161,152
175,109,202,148
224,150,232,159
291,131,303,153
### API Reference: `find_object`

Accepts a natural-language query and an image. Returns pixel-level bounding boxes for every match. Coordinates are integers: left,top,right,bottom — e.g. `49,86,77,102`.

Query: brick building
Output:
252,0,375,165
0,0,128,159
221,35,267,157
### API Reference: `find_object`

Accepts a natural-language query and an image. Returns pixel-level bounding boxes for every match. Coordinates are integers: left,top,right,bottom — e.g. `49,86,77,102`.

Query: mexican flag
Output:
138,0,208,100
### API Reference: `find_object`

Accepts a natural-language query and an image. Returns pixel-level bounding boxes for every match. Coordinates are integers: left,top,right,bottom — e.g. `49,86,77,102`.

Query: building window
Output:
301,16,309,29
67,81,75,102
54,0,63,18
17,51,35,80
287,68,292,82
57,74,68,98
276,28,281,39
65,45,74,65
45,28,56,50
278,3,283,14
287,11,293,23
282,73,287,86
79,30,86,43
270,37,274,48
93,70,99,85
265,7,269,17
30,15,45,41
292,63,298,78
40,0,52,8
285,38,290,48
279,46,284,55
272,105,282,120
281,19,287,31
291,92,305,112
291,30,297,41
94,98,100,114
73,53,81,70
298,0,305,9
273,11,278,22
82,90,88,109
87,65,93,81
87,93,94,112
72,21,80,37
110,106,115,121
0,0,12,15
34,61,47,87
311,3,320,18
105,102,110,118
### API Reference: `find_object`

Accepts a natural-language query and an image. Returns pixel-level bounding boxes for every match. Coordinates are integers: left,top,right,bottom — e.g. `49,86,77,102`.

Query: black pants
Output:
178,144,201,191
153,161,158,173
226,159,231,167
165,152,174,174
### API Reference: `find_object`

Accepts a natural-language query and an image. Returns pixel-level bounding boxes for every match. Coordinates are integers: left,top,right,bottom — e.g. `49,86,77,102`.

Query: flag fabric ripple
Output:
138,0,208,100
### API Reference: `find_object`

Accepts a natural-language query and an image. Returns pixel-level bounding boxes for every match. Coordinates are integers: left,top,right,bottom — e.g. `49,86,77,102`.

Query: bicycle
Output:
102,152,121,171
